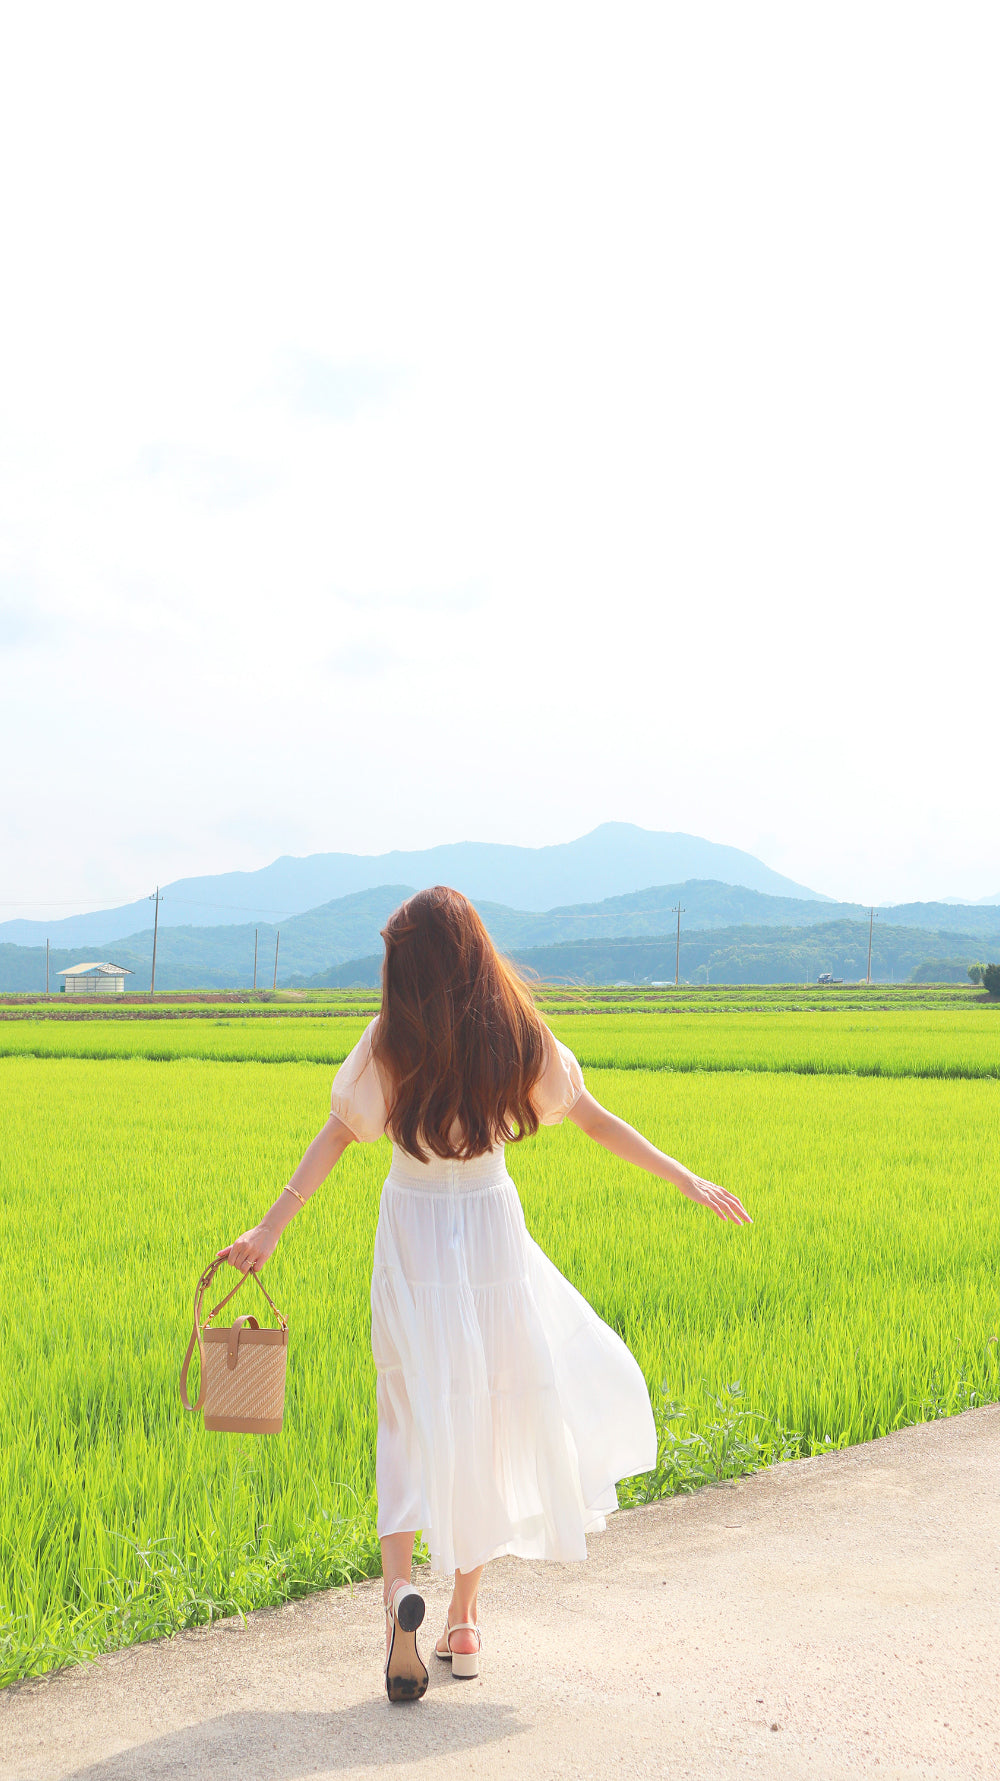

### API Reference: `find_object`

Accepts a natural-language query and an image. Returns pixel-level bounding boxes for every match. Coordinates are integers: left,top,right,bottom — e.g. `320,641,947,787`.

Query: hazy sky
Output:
2,3,998,919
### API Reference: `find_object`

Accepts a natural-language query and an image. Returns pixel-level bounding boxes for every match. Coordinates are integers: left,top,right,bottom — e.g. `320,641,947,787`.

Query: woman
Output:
219,886,751,1702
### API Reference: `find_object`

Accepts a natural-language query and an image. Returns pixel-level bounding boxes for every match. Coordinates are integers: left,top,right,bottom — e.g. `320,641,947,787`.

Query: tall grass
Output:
548,1010,1000,1077
1,1007,996,1077
1,1054,996,1684
0,1016,373,1063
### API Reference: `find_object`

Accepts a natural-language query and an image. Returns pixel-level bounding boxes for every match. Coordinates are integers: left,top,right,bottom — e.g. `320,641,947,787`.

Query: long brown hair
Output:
371,885,546,1161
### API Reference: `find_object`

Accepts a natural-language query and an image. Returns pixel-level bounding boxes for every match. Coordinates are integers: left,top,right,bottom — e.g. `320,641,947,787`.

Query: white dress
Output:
330,1019,657,1577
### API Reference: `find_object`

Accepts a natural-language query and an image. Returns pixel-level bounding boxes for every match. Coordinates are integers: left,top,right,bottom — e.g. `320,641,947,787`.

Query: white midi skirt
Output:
371,1143,658,1577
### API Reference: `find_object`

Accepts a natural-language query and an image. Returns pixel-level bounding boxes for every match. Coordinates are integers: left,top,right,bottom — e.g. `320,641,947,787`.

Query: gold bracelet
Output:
283,1185,307,1206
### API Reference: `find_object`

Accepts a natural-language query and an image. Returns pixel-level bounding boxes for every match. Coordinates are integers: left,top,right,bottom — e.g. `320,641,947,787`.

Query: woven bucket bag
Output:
179,1259,288,1433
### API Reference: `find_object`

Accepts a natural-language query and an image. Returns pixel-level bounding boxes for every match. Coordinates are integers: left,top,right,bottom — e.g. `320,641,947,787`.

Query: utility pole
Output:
45,938,50,997
672,903,685,987
272,930,280,993
253,928,258,993
149,887,161,996
866,906,878,985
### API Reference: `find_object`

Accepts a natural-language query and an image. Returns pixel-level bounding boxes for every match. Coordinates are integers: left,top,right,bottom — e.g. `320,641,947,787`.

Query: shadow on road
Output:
55,1697,525,1780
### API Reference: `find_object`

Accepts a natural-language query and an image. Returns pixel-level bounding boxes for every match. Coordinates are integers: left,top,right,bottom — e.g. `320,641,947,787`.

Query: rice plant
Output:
1,1049,996,1685
1,1004,996,1078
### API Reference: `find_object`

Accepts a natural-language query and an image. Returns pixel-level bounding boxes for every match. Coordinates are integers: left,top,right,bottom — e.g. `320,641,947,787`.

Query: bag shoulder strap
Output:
179,1259,287,1413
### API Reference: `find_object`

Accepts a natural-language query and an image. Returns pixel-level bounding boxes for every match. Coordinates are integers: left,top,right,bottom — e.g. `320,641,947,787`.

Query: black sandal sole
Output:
385,1592,428,1703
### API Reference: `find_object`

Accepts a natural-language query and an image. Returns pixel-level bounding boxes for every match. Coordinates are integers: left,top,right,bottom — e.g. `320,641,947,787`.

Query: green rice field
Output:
1,1005,997,1077
1,990,997,1687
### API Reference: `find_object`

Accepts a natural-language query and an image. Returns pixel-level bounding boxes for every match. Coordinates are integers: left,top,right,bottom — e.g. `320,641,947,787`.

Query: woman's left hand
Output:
217,1222,279,1273
676,1172,753,1224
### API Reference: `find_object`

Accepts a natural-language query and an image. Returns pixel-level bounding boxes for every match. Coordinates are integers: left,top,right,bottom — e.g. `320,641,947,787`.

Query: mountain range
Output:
2,877,998,992
0,824,830,948
305,919,1000,989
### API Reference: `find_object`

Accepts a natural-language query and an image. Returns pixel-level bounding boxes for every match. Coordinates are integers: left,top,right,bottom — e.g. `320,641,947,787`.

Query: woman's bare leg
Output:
439,1563,484,1656
381,1531,417,1652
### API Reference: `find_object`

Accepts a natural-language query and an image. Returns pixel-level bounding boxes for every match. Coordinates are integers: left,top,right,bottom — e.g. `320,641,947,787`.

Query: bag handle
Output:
179,1259,287,1413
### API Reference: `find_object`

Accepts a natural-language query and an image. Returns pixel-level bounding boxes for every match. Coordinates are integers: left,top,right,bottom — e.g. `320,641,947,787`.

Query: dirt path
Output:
2,1403,998,1780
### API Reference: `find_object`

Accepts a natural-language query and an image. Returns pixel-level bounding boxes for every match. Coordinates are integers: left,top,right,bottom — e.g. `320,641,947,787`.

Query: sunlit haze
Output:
2,3,998,919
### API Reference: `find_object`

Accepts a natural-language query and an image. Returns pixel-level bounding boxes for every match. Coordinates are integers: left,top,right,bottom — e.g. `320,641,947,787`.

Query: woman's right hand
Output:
217,1221,279,1274
675,1171,753,1224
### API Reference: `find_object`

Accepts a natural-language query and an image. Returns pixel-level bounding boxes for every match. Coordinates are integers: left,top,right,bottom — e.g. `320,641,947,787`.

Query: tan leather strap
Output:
179,1260,217,1412
227,1314,259,1369
179,1320,206,1413
179,1260,287,1413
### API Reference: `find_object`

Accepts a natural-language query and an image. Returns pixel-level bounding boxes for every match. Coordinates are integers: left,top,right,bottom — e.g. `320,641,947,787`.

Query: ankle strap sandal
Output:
384,1579,428,1703
435,1616,482,1679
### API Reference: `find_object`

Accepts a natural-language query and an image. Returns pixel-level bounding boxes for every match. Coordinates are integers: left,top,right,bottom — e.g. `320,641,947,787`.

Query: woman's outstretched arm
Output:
217,1113,356,1272
566,1090,752,1225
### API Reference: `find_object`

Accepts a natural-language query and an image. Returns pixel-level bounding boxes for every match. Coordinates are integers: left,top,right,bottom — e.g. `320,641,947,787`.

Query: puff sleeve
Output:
330,1018,390,1143
531,1024,586,1125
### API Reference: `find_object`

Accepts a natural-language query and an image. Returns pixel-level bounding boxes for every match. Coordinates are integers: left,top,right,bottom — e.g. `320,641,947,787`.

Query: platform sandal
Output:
435,1617,482,1680
384,1578,428,1703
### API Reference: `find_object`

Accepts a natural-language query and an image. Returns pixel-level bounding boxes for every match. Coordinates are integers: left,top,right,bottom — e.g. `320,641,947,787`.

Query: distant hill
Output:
300,920,1000,989
480,883,1000,945
0,887,414,993
499,922,1000,986
0,824,828,948
3,876,1000,992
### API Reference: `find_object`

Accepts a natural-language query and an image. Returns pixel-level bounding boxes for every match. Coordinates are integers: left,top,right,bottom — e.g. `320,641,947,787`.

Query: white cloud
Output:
281,355,405,421
136,445,274,510
0,1,998,917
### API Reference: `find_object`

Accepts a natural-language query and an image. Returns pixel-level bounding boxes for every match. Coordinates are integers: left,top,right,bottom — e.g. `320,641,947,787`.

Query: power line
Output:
0,894,295,916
